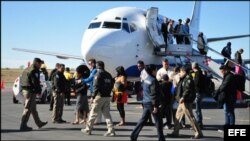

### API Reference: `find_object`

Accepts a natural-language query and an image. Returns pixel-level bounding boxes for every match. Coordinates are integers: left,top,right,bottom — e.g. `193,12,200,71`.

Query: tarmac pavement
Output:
1,88,249,140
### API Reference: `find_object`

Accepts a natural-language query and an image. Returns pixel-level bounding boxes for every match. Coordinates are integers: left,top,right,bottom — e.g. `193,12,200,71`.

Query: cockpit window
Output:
102,22,121,29
122,23,130,33
129,23,137,32
88,22,101,29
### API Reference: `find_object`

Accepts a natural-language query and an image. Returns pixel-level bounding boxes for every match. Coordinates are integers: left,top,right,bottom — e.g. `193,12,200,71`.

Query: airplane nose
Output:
81,30,98,62
81,33,113,63
84,43,113,61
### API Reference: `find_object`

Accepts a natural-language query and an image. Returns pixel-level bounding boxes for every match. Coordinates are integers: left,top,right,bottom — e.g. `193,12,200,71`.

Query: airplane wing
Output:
12,48,84,60
207,34,250,43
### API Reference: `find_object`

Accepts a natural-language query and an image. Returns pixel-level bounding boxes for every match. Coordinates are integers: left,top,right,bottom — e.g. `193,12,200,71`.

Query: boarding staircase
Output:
146,7,250,96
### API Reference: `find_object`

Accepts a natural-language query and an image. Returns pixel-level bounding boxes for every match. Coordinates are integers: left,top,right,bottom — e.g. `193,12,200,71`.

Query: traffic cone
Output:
1,80,5,89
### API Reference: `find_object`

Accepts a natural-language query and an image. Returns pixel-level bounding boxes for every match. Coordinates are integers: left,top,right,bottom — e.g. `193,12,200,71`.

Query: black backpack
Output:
99,71,114,96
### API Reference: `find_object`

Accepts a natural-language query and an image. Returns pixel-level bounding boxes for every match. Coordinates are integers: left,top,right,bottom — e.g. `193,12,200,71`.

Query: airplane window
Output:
122,23,130,33
102,22,121,29
130,23,137,32
115,17,121,20
88,22,101,29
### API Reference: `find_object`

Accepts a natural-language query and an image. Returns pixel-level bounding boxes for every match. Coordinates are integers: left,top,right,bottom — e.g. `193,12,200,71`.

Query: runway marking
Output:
126,111,142,115
236,119,250,122
203,117,211,120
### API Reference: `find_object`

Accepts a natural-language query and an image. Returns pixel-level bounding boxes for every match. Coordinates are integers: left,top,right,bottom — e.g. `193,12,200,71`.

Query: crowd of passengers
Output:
19,55,246,140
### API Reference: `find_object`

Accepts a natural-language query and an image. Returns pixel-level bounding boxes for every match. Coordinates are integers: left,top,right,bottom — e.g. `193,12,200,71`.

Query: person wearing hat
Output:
174,19,184,44
168,66,203,139
221,42,232,64
20,57,48,131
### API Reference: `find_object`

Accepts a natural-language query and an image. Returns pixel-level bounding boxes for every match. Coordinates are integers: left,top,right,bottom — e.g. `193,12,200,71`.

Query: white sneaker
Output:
218,129,224,133
81,128,91,135
104,131,116,136
164,125,171,129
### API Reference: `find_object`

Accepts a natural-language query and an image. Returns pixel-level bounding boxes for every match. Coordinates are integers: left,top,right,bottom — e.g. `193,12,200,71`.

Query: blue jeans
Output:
195,93,203,125
131,103,165,141
223,103,235,125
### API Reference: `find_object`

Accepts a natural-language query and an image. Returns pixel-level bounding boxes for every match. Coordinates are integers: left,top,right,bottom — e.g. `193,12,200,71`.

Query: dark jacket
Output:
142,75,161,107
52,71,66,93
20,64,41,94
217,71,237,107
221,46,231,59
49,68,57,81
75,78,87,95
159,81,172,105
235,51,242,65
175,75,196,103
193,69,205,93
161,22,168,35
93,69,114,99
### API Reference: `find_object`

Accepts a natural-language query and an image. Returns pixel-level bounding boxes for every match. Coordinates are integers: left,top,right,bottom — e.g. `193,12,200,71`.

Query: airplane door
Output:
145,7,165,48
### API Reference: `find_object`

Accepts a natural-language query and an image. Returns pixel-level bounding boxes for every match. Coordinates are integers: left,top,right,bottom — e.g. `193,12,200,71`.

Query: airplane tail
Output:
190,1,201,40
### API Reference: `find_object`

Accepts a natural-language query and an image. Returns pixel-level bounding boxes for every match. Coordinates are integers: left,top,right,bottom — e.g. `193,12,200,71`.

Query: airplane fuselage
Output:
81,7,177,76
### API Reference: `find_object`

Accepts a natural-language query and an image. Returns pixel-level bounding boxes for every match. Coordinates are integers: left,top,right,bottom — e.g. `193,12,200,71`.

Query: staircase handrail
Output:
190,38,250,75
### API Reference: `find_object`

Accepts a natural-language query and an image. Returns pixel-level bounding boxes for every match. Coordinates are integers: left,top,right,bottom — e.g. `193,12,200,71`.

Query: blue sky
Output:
1,1,249,69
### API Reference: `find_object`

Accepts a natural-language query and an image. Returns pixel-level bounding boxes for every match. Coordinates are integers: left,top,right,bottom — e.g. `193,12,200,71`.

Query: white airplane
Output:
13,2,249,76
13,2,250,95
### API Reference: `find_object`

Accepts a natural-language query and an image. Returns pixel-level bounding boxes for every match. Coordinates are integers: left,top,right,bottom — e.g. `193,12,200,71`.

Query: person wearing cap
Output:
191,62,206,129
159,74,173,129
216,65,237,125
221,42,232,64
234,48,244,66
19,57,48,131
168,66,203,139
174,19,184,44
156,58,174,82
